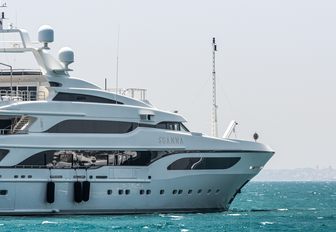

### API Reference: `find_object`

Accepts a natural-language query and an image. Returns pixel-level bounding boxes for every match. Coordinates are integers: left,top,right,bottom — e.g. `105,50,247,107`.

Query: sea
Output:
0,182,335,231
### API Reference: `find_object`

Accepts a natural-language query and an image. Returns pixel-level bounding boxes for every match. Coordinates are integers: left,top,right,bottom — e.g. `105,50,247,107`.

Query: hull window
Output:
167,157,241,170
0,190,8,195
14,150,249,169
15,150,171,168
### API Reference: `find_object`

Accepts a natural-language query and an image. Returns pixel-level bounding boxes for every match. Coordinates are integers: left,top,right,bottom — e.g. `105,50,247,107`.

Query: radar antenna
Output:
211,37,218,137
115,25,120,103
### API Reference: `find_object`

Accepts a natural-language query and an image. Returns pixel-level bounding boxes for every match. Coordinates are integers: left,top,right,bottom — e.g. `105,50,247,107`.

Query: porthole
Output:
21,175,25,178
160,190,165,195
140,189,145,195
148,176,151,179
107,190,112,195
125,189,130,195
172,190,177,195
188,190,192,194
89,175,93,179
118,189,124,195
207,189,211,194
197,189,202,194
14,175,18,179
178,190,183,194
146,190,151,195
0,190,8,195
28,175,32,178
215,189,220,194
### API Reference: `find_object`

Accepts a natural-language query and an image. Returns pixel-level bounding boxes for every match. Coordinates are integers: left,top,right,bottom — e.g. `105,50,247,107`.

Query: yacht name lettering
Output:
159,137,183,144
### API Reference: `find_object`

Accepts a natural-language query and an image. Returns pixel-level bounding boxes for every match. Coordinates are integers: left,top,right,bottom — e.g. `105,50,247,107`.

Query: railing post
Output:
0,62,13,94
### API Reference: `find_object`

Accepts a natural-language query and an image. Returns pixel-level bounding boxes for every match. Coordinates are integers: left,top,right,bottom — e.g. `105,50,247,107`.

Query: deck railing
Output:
0,90,46,101
108,88,147,101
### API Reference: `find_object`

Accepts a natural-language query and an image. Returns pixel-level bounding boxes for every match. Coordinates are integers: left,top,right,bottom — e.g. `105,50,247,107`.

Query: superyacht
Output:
0,10,274,215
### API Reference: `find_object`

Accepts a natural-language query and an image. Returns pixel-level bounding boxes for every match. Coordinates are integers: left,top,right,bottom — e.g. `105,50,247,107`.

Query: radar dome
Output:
58,47,74,70
38,25,54,48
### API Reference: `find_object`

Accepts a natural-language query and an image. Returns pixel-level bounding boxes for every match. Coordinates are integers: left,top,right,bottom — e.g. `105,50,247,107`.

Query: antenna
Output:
211,37,218,137
115,25,120,103
0,2,7,30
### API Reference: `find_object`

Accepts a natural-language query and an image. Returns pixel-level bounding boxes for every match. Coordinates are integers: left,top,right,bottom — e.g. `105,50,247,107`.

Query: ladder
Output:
11,116,30,134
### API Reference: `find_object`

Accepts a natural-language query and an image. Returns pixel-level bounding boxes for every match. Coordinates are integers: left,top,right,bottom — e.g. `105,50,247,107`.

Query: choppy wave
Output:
227,213,241,216
0,182,334,231
260,221,275,225
41,221,58,225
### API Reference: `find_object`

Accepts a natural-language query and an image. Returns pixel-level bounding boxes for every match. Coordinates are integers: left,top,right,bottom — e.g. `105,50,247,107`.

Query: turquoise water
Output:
0,182,335,231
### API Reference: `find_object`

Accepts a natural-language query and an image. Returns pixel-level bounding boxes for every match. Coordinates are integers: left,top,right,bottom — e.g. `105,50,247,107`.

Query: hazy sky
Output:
1,0,336,169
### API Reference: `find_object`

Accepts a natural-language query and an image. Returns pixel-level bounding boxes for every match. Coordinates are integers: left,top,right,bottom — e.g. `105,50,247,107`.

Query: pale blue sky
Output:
2,0,336,169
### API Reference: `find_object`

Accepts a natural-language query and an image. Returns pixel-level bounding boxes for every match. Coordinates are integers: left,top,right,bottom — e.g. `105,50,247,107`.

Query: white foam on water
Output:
277,208,288,211
143,226,149,229
228,213,241,216
317,217,324,219
169,215,184,220
181,229,189,232
308,208,316,211
0,224,4,226
260,221,275,225
41,221,58,225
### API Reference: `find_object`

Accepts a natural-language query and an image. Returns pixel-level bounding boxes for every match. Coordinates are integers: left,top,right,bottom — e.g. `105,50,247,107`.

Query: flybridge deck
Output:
0,69,46,101
0,20,148,103
0,69,148,102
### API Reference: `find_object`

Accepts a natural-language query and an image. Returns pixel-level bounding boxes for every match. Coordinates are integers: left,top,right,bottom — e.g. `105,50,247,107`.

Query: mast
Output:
211,37,218,137
0,2,6,30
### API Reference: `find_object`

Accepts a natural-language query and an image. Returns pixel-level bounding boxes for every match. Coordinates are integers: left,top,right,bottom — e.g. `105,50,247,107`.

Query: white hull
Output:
0,151,272,215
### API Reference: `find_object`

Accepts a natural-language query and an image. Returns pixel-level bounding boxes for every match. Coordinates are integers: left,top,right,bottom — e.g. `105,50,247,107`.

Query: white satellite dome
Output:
58,47,74,70
38,25,54,48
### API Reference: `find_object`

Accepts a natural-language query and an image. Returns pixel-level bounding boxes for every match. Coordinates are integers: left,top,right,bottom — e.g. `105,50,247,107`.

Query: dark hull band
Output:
0,207,229,216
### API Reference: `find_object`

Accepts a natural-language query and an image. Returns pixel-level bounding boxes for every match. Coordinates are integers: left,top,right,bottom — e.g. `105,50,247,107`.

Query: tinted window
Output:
18,151,53,167
156,122,189,132
16,150,169,168
46,120,137,133
53,92,123,104
0,149,9,162
167,157,241,170
0,190,8,195
49,82,62,87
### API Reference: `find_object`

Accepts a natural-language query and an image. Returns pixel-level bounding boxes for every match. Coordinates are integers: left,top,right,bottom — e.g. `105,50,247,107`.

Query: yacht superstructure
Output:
0,20,274,215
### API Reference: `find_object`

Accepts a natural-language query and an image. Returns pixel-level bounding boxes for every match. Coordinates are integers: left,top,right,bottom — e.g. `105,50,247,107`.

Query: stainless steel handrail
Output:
0,63,13,93
0,90,46,101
